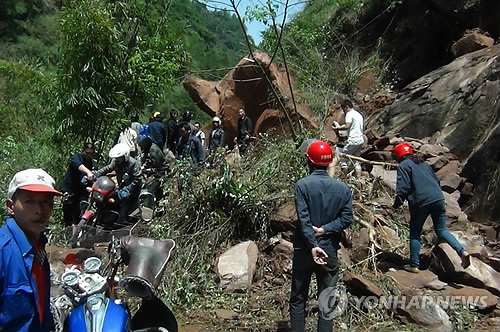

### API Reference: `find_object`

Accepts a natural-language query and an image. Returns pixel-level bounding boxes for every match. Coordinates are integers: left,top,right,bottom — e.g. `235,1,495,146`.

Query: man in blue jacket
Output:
0,168,63,331
176,122,205,166
393,142,469,272
147,111,167,167
290,141,353,332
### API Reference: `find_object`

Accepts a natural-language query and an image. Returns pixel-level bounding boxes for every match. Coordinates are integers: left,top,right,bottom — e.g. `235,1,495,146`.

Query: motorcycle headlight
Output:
92,191,104,202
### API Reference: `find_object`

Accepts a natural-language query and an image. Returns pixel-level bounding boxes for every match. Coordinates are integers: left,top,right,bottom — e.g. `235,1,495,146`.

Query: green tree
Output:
55,0,187,145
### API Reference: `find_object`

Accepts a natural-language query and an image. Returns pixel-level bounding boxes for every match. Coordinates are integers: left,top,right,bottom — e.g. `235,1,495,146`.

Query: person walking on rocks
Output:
290,141,353,332
392,142,470,273
333,99,364,176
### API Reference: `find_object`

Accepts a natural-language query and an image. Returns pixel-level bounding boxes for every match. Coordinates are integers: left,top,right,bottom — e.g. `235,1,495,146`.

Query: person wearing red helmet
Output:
290,140,353,332
393,142,469,273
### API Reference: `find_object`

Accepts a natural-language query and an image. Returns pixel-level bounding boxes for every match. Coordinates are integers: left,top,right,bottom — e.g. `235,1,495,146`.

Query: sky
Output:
204,0,305,45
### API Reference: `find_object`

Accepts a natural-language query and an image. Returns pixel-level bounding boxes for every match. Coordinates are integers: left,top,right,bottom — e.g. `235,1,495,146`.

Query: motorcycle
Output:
70,176,120,248
137,165,169,222
52,227,178,332
71,174,158,248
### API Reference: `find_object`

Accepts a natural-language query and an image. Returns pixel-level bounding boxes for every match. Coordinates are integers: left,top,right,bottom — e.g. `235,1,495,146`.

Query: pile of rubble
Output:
210,139,500,331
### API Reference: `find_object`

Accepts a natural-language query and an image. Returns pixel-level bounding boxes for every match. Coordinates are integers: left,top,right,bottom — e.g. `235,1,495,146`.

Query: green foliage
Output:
147,138,306,312
257,0,398,124
447,305,479,332
55,0,187,144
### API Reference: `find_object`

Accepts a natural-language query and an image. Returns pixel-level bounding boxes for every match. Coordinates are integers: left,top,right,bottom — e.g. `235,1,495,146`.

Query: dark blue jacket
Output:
176,135,205,165
61,153,97,194
293,170,353,255
0,218,52,332
394,158,444,208
148,120,167,148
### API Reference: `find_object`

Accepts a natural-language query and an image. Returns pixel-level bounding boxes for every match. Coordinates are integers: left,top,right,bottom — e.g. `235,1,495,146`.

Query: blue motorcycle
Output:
52,233,177,332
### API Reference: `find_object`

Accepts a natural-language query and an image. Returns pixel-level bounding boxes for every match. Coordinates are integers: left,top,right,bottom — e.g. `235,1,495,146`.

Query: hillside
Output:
0,0,249,190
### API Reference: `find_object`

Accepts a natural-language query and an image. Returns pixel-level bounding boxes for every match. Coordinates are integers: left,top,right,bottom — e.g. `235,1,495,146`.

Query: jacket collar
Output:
311,169,329,176
6,217,47,257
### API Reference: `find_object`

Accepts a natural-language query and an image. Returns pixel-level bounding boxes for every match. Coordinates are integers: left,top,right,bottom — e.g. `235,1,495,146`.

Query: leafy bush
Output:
147,137,307,312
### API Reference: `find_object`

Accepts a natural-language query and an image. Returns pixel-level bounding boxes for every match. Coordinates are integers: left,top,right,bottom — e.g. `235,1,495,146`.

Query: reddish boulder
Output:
183,51,317,147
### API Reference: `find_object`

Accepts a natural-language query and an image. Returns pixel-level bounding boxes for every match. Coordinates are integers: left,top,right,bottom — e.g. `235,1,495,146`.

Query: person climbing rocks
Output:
332,99,365,176
392,142,470,273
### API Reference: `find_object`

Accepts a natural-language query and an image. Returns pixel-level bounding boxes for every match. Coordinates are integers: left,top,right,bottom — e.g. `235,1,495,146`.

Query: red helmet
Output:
306,141,334,166
394,143,414,159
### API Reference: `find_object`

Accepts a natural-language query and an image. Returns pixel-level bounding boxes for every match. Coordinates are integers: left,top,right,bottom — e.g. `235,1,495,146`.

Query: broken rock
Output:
443,190,462,219
393,290,453,332
440,174,464,193
344,273,383,297
441,285,499,311
215,309,239,320
371,165,397,191
436,160,462,179
434,243,500,296
419,144,449,157
427,156,449,171
451,31,495,58
386,269,444,291
216,241,259,292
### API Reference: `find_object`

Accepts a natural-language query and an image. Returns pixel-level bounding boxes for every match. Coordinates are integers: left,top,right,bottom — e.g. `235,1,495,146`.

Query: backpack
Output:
139,124,150,137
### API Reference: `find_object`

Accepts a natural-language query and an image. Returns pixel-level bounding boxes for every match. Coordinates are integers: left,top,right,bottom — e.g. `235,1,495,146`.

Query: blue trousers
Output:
409,200,464,267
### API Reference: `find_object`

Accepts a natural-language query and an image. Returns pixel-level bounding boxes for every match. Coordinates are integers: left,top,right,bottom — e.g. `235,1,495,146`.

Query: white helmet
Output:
109,143,130,161
213,116,221,125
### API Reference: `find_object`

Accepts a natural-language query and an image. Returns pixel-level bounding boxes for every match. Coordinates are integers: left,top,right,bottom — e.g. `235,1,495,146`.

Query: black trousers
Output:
237,137,249,156
62,192,89,226
290,248,339,332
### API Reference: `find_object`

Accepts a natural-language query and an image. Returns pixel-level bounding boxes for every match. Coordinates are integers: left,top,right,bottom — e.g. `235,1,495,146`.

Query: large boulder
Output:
434,243,500,296
215,241,259,292
183,51,317,147
367,45,500,222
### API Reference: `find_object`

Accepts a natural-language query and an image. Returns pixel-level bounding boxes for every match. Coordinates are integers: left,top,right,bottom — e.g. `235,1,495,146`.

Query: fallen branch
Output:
337,152,398,168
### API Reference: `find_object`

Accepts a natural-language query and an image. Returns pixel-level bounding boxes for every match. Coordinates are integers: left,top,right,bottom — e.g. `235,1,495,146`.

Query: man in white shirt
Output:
194,122,206,148
333,99,365,175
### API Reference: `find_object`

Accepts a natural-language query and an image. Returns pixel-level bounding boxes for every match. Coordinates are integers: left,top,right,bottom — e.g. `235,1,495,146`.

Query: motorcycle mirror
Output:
108,198,116,204
86,187,92,192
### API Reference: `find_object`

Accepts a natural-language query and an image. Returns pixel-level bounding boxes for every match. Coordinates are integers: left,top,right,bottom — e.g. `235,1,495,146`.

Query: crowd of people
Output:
0,100,471,332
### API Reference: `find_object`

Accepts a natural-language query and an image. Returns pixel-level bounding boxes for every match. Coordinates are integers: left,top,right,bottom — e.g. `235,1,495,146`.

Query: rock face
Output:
183,51,317,147
215,241,259,292
367,45,500,222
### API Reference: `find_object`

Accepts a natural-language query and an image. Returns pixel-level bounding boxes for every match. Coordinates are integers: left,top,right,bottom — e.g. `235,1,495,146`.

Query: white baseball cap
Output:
8,168,63,200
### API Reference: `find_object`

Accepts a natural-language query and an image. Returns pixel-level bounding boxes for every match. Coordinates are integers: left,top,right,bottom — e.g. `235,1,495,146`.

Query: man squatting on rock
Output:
290,141,353,332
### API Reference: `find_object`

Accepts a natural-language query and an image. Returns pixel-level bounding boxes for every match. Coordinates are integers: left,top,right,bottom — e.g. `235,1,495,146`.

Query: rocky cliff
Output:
367,44,500,222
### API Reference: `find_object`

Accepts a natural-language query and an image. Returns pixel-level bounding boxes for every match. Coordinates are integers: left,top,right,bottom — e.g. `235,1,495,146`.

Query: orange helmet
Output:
393,143,414,159
306,141,334,166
